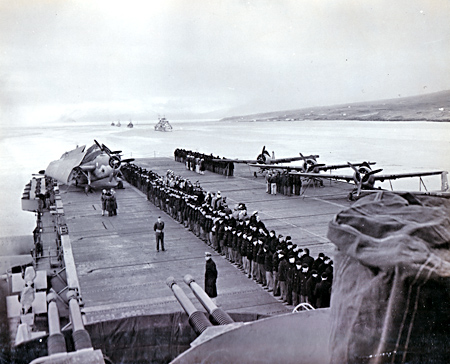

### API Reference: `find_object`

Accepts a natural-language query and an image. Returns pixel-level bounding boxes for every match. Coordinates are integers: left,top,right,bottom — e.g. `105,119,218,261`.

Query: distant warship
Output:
154,116,173,131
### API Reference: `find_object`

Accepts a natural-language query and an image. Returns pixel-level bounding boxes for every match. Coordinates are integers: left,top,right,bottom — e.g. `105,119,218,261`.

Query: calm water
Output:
1,119,449,240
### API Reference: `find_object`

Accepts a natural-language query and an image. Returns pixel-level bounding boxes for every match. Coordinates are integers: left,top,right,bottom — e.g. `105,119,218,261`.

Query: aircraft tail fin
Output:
441,171,449,191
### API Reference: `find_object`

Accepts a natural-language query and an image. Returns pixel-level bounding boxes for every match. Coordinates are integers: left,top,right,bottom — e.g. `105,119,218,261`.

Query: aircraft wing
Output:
372,171,445,181
292,170,445,183
291,172,355,182
248,163,303,171
317,161,376,172
45,145,88,183
250,160,375,172
270,155,319,164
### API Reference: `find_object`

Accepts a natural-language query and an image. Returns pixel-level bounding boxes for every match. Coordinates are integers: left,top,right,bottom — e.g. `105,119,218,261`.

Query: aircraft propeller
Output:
256,146,271,163
347,162,383,196
299,153,324,172
94,139,121,154
109,155,122,169
94,139,134,170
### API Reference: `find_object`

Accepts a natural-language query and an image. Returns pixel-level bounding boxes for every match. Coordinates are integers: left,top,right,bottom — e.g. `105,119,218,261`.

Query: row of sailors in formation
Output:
121,163,332,308
122,166,205,199
174,148,234,176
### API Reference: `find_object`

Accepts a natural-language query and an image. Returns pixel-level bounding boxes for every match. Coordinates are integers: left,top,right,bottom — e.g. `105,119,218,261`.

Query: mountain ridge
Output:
220,90,450,122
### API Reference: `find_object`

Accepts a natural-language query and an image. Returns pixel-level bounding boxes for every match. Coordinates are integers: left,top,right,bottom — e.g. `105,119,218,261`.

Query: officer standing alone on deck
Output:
205,252,218,304
154,216,165,251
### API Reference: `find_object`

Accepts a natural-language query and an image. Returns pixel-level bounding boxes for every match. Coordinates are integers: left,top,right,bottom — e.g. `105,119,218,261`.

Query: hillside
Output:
221,90,450,122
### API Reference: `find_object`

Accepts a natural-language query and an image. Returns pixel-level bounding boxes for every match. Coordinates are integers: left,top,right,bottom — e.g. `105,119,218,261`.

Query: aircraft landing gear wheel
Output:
348,192,355,201
85,185,93,193
117,181,124,189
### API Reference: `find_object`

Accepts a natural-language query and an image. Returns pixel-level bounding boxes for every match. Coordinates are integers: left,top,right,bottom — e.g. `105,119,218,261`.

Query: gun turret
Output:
166,277,212,335
67,290,92,351
46,292,67,355
184,274,234,326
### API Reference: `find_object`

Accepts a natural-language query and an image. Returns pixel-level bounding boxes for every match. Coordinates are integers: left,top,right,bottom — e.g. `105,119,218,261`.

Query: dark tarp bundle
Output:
327,192,450,364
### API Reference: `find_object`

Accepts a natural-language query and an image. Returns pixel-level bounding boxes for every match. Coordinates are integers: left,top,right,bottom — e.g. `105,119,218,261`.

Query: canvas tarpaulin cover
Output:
327,192,450,364
11,312,265,364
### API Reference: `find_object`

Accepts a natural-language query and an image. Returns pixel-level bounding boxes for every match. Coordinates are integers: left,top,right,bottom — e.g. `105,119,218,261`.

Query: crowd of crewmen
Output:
121,163,333,309
265,170,303,196
174,148,234,176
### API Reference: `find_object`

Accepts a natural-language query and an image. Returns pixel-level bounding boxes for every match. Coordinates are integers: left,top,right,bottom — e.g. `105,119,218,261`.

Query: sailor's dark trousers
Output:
156,232,164,251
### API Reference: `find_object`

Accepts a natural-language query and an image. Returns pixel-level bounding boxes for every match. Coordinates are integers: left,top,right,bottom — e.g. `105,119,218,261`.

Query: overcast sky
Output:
1,0,450,124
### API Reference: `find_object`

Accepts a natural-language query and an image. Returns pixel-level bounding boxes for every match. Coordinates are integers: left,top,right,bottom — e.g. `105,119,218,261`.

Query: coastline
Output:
221,90,450,123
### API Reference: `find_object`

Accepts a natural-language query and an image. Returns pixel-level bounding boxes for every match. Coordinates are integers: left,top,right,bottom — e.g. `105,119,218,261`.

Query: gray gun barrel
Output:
46,292,67,355
67,290,92,351
183,274,234,325
166,277,212,335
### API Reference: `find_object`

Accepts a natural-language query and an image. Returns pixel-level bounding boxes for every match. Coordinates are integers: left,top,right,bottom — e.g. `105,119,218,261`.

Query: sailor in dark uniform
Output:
205,252,218,304
154,216,165,251
314,272,332,308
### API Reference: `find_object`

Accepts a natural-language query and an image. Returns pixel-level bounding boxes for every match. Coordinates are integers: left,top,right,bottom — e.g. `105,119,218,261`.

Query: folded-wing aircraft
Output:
45,140,135,192
292,161,449,199
212,146,319,165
